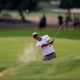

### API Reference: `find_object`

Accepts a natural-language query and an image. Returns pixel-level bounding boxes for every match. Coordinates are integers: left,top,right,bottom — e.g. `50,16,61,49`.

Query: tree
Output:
0,0,38,22
59,0,72,17
59,0,80,17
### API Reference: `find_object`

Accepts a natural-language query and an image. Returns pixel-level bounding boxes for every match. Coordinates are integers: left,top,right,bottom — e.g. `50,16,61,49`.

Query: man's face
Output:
34,34,42,41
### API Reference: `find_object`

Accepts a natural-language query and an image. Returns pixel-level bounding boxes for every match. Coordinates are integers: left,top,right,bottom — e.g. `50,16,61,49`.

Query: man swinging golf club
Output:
32,32,56,61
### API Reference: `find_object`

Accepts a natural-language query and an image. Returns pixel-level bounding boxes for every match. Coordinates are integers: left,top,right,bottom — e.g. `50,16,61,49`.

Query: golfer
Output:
32,32,56,60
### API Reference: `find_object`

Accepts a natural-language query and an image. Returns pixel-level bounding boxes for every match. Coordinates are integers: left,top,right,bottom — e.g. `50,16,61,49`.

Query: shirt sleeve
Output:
36,43,42,48
45,35,51,41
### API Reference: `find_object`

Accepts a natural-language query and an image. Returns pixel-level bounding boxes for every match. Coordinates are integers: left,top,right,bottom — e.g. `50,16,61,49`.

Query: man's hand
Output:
47,40,53,44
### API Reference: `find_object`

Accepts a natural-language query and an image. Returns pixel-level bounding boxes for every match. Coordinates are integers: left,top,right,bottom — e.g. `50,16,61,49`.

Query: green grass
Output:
0,37,27,67
26,12,65,17
5,11,64,17
0,29,80,39
0,29,80,80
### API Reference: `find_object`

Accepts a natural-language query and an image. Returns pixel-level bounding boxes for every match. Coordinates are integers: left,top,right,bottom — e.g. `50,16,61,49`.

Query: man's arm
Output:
41,39,54,48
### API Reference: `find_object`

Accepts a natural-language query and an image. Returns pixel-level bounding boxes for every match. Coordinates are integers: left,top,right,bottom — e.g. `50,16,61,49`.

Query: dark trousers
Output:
44,52,56,61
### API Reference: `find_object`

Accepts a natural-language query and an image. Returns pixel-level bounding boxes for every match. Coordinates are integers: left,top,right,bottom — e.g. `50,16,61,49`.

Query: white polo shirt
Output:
36,35,55,56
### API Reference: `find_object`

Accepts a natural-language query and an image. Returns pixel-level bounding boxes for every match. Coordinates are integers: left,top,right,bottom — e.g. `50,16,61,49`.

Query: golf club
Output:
53,24,64,39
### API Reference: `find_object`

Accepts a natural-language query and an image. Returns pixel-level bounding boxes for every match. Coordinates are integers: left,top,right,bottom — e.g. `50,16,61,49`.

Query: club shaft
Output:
54,24,63,38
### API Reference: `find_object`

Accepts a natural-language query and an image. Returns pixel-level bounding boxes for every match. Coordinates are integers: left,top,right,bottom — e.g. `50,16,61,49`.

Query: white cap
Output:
32,32,38,38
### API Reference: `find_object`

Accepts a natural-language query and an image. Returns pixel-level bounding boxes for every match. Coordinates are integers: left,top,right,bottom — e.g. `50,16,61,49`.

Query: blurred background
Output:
0,0,80,30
